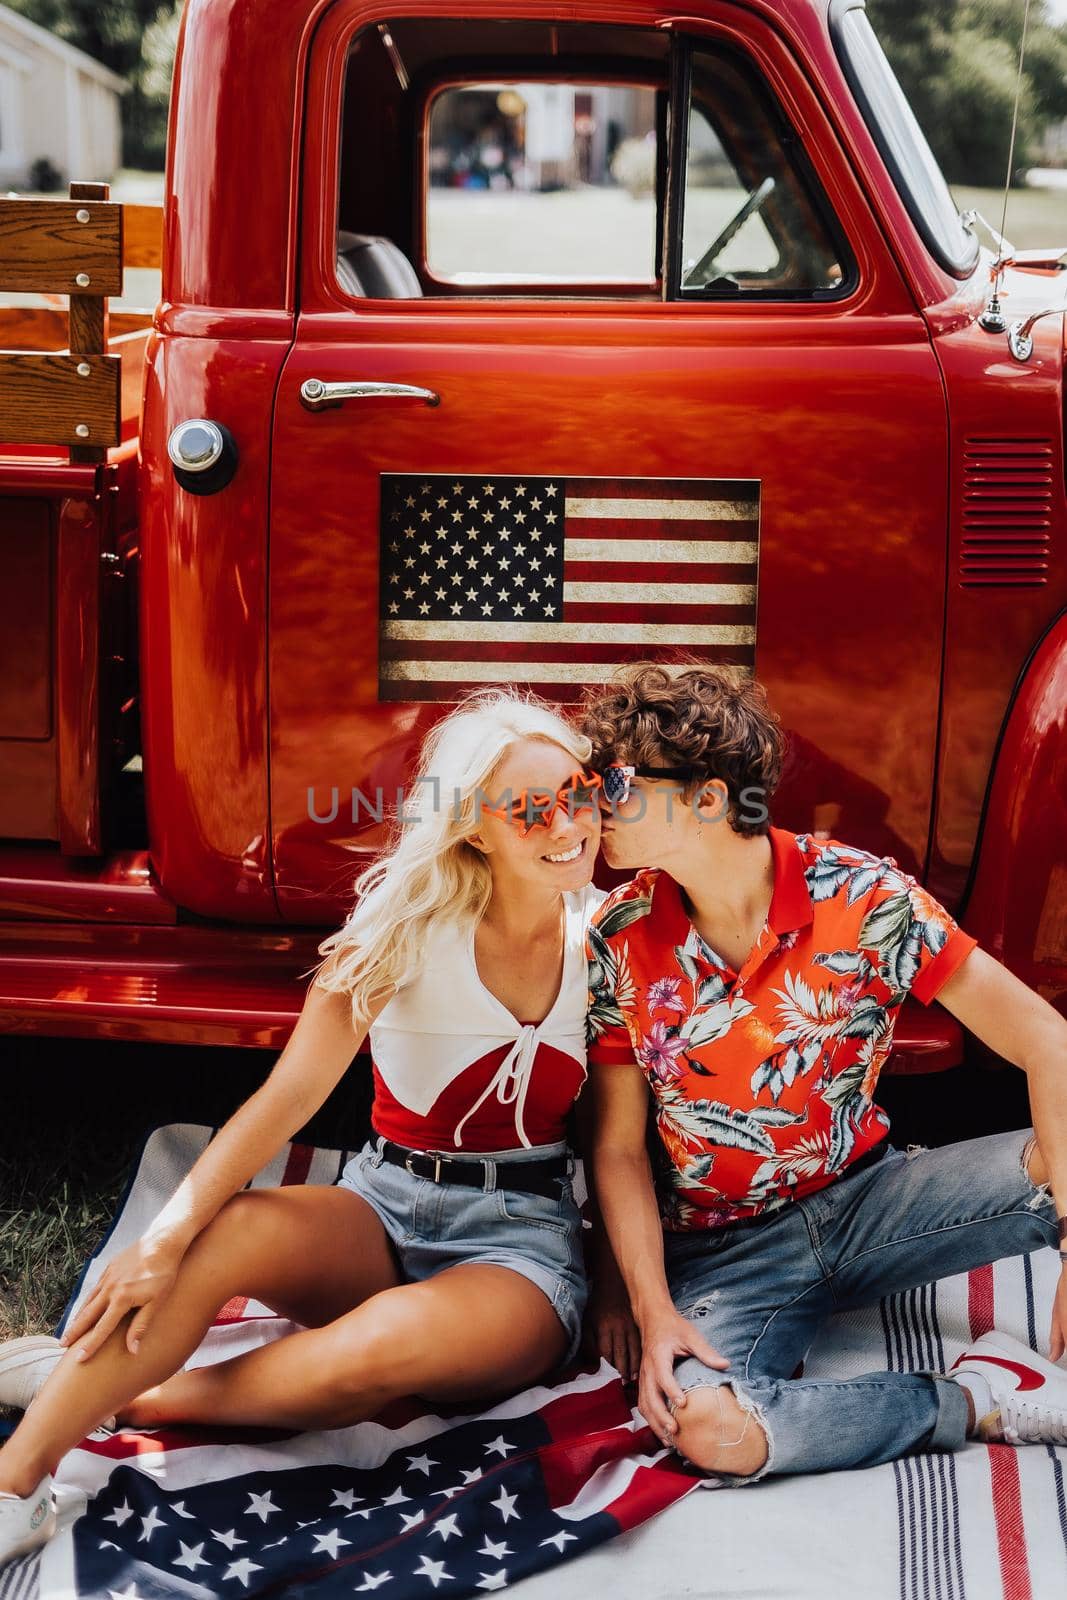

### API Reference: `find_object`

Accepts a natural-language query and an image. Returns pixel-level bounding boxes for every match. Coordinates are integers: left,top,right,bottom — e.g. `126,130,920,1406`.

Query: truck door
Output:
268,6,948,922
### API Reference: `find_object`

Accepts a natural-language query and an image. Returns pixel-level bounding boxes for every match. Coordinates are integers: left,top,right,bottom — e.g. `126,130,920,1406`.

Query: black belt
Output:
377,1138,571,1199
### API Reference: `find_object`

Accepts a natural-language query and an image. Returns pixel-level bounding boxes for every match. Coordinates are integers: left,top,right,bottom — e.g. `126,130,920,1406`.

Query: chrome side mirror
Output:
1007,307,1064,363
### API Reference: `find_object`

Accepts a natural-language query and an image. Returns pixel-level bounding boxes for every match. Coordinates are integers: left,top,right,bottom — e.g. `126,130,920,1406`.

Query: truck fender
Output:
963,607,1067,1010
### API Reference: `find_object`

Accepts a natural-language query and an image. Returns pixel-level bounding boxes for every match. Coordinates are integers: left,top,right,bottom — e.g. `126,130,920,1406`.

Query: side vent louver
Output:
959,437,1054,587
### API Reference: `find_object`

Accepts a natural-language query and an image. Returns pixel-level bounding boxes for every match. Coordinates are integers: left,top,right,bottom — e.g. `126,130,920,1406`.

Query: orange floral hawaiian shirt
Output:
585,827,978,1231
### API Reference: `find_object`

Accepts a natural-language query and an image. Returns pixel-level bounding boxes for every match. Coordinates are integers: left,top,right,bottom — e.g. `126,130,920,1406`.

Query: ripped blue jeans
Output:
663,1128,1058,1485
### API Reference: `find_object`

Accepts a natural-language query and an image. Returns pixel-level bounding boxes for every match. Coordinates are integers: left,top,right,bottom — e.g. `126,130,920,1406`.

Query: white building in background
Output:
0,3,126,190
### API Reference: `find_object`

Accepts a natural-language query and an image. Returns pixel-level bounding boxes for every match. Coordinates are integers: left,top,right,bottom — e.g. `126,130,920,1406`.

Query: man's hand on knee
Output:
636,1308,730,1445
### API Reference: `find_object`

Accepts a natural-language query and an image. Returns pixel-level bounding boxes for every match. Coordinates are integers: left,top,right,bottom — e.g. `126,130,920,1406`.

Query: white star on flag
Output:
103,1501,134,1528
413,1553,453,1587
355,1574,394,1590
223,1556,264,1588
312,1527,352,1558
170,1500,196,1519
245,1489,280,1522
541,1530,579,1551
211,1527,247,1549
330,1486,363,1509
479,1537,513,1559
484,1435,516,1458
430,1513,462,1541
400,1510,426,1532
137,1505,166,1543
407,1453,439,1475
492,1487,520,1523
476,1573,509,1592
174,1540,210,1571
382,1486,411,1505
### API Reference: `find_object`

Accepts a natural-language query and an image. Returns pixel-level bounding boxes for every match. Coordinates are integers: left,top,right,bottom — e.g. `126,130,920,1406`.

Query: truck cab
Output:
0,0,1064,1060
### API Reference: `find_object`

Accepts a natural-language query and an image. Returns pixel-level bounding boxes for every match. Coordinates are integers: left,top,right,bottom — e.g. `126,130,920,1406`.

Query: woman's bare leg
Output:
0,1185,400,1497
99,1264,569,1433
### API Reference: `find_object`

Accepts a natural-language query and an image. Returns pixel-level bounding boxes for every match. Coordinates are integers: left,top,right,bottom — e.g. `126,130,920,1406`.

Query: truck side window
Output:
332,20,850,302
677,46,849,298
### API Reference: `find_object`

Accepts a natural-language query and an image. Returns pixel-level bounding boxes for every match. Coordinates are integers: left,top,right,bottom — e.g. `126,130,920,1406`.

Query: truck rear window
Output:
425,80,661,286
831,2,978,277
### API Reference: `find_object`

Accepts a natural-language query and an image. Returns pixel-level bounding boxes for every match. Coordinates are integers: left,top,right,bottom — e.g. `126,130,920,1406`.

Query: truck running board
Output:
0,919,326,1048
0,933,965,1068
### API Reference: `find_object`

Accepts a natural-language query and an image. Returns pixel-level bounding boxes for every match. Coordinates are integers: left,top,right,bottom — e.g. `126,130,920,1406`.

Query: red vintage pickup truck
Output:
0,0,1064,1070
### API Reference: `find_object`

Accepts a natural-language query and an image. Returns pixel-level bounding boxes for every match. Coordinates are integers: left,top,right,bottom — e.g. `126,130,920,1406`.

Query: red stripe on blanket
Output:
540,1372,635,1441
969,1262,995,1339
989,1449,1033,1600
970,1262,1033,1600
75,1421,300,1460
214,1142,316,1324
539,1423,659,1508
604,1454,701,1532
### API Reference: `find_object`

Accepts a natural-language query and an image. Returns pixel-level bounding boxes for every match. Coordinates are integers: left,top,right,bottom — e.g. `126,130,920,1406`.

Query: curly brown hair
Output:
579,661,786,838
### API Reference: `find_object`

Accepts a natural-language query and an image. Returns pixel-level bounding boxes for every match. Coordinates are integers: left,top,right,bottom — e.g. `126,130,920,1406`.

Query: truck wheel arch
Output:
962,606,1067,1006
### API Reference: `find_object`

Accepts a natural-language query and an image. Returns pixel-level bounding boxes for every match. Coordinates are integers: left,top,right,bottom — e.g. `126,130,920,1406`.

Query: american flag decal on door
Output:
378,474,759,702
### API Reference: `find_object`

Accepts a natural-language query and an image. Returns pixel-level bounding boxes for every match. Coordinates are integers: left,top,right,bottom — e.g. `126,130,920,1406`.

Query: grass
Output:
0,1031,375,1428
949,185,1067,249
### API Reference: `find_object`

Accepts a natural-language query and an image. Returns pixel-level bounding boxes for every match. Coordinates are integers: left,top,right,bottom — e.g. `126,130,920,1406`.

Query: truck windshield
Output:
832,4,979,277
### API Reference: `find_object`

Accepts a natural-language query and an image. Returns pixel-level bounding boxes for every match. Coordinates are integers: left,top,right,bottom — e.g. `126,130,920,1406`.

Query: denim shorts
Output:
335,1135,589,1366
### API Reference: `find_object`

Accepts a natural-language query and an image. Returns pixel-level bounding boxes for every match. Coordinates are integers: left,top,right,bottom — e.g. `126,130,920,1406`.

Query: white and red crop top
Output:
368,882,606,1153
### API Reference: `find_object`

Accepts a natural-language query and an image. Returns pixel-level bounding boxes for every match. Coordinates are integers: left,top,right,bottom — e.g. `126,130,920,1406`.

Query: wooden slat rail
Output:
0,353,120,450
67,181,114,465
0,192,122,294
0,180,126,461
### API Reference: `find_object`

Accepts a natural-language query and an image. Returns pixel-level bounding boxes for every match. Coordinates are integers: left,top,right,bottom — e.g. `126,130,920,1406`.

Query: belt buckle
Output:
405,1149,443,1183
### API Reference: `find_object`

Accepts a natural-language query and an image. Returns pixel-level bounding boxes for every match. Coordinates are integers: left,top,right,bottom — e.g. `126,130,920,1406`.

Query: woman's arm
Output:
144,975,377,1254
61,965,391,1360
589,1062,727,1440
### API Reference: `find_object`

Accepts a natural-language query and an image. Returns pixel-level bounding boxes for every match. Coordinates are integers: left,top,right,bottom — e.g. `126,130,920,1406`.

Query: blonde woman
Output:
0,690,632,1567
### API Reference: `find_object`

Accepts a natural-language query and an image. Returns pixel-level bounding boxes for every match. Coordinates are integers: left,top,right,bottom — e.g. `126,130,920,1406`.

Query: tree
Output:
866,0,1067,183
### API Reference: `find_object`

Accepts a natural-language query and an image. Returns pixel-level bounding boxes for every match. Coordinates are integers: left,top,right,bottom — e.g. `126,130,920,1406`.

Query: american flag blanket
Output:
3,1124,1066,1600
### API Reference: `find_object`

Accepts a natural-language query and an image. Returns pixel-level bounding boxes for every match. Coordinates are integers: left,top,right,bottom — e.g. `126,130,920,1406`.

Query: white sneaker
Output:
0,1335,116,1431
949,1330,1067,1444
0,1473,56,1567
0,1337,64,1412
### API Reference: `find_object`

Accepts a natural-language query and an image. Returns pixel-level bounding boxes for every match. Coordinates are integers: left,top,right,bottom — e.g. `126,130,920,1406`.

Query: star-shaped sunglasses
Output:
480,769,603,836
600,762,697,807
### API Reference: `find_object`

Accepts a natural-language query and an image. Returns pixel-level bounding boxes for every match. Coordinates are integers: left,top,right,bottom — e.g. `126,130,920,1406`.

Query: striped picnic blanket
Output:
3,1123,1065,1599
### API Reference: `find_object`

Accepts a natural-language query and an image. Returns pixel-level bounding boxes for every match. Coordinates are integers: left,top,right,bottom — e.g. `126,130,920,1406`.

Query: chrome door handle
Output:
299,378,440,410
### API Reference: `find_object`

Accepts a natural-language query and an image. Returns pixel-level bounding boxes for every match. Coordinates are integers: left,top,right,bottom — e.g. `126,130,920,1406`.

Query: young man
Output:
581,662,1067,1483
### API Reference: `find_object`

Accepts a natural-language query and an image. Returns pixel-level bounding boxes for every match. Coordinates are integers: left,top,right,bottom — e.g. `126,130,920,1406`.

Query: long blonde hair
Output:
307,689,592,1027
